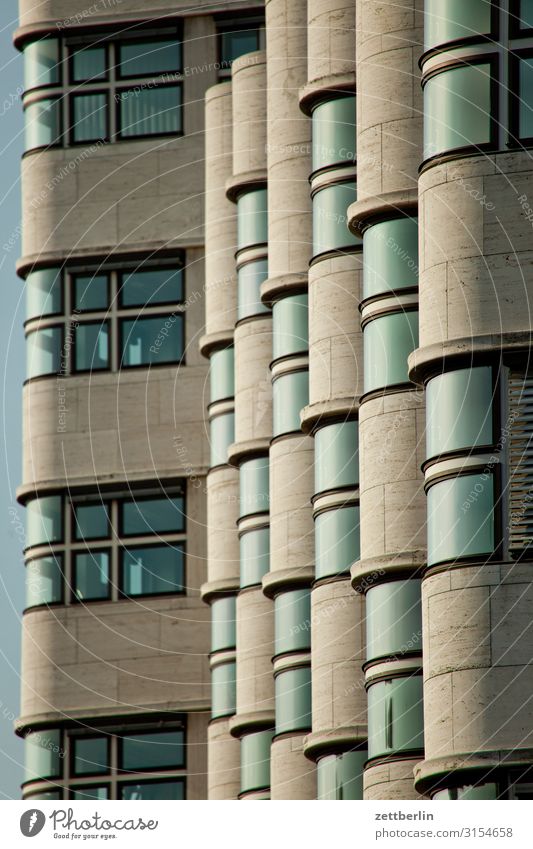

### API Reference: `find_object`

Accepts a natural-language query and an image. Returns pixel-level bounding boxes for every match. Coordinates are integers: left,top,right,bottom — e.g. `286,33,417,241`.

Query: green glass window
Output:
26,496,63,548
220,28,261,67
74,322,109,371
72,737,109,776
73,551,110,601
363,311,419,393
519,58,533,139
26,268,62,320
240,527,269,588
71,786,109,800
241,730,273,793
312,96,356,171
237,259,269,319
275,667,312,734
26,790,62,800
24,730,62,782
272,294,308,360
274,589,311,655
121,495,185,536
210,413,235,467
120,730,184,771
518,0,533,30
363,218,419,299
366,580,422,662
312,182,360,256
73,274,109,312
317,751,366,800
118,40,181,78
427,473,495,566
367,676,424,758
423,64,492,159
119,267,183,307
121,544,184,596
211,595,236,652
24,39,60,90
25,98,61,150
273,370,308,437
424,0,492,50
26,326,62,379
240,457,269,517
26,556,63,608
237,189,268,250
74,503,110,540
211,661,236,719
210,348,235,403
121,780,185,800
119,85,181,137
71,93,108,143
426,366,493,458
433,783,498,801
71,46,107,83
314,421,359,494
315,505,360,579
121,315,184,366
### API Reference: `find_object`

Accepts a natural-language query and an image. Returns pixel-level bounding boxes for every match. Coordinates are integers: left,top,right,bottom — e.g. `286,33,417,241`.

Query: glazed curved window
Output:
363,311,419,393
317,751,366,800
26,555,63,608
367,676,424,758
366,580,422,662
433,783,498,800
210,412,235,467
312,95,356,171
210,347,234,403
26,326,62,379
121,544,185,596
272,370,308,436
423,63,492,160
275,667,312,734
272,294,308,359
24,730,62,782
211,661,236,719
241,730,273,793
120,780,184,800
24,98,61,151
426,366,493,458
312,182,360,256
363,218,419,299
237,189,268,250
240,527,269,588
24,39,60,90
211,595,236,652
25,790,62,801
427,473,495,566
315,505,360,579
26,268,62,320
424,0,492,51
274,589,311,655
237,259,269,319
26,496,62,548
239,457,270,517
314,421,359,494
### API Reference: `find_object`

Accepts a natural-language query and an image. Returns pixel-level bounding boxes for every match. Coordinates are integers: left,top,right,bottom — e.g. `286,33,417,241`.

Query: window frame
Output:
119,540,186,599
116,35,183,81
72,500,111,542
117,265,184,310
117,728,186,774
119,492,186,538
118,310,185,370
68,42,109,85
71,271,110,315
71,546,112,603
72,318,111,374
70,734,111,778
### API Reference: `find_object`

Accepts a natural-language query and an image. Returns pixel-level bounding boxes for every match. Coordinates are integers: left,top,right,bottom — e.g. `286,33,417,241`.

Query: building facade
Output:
16,0,533,801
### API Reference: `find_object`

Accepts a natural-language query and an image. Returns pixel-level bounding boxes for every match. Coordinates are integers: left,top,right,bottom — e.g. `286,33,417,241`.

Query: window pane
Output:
426,366,494,458
71,93,107,143
121,780,185,800
74,503,110,540
519,58,533,139
363,311,419,393
120,730,184,771
275,667,312,734
119,85,181,137
27,327,62,379
238,259,269,320
274,589,311,655
71,785,109,800
211,596,236,652
241,730,273,794
210,347,235,403
317,751,366,800
72,737,109,775
237,189,268,250
121,315,183,366
312,182,360,256
240,527,269,589
423,64,492,159
119,40,181,77
73,551,110,601
26,268,62,320
73,274,109,311
314,421,359,493
272,294,308,360
220,29,260,66
121,544,184,596
273,370,309,437
26,496,63,548
366,580,422,662
363,217,419,299
433,783,498,801
25,99,60,150
121,496,185,536
71,46,107,82
315,505,360,579
424,0,492,50
211,661,236,718
74,322,109,371
119,267,183,307
24,730,62,782
367,676,424,758
519,0,533,29
24,39,60,89
210,413,235,468
26,555,63,608
25,790,62,800
312,95,356,171
427,473,495,566
239,457,269,517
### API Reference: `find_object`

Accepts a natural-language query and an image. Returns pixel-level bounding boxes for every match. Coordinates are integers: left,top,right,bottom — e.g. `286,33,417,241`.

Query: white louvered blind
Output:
508,372,533,554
